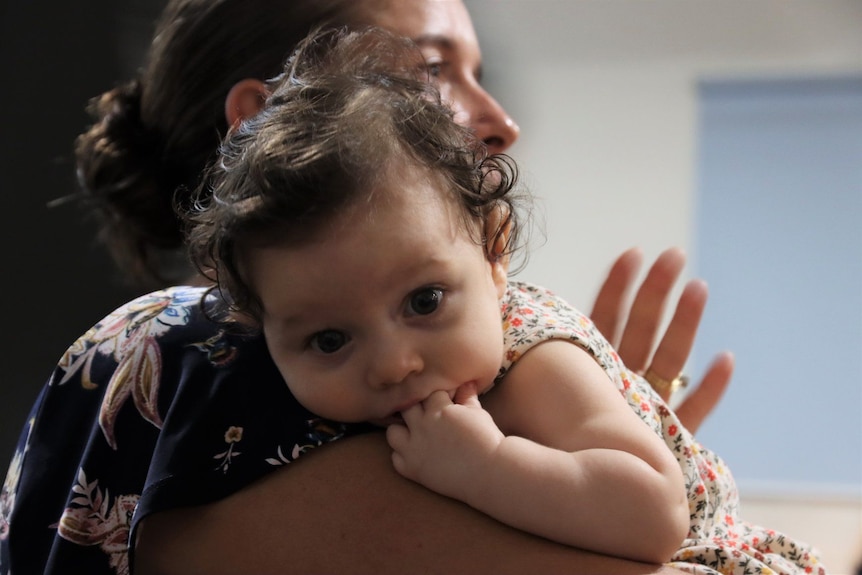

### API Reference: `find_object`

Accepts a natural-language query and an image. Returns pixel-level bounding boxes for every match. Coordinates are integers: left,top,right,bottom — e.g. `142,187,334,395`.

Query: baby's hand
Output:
386,383,504,499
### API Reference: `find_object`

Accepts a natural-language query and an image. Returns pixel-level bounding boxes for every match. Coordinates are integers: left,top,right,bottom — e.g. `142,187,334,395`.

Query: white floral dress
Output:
499,281,826,575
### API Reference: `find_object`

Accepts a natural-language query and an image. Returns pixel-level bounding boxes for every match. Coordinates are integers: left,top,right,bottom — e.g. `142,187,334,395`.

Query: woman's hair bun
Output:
74,79,184,284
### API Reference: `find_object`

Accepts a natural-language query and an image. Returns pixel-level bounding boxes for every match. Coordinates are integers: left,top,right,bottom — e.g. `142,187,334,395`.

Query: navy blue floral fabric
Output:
0,287,371,574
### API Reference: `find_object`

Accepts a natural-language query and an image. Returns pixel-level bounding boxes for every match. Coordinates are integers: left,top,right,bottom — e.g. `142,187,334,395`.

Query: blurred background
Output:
2,0,860,570
469,1,862,570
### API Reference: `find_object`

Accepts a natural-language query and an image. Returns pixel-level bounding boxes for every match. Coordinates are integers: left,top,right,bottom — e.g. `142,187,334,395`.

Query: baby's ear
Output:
484,204,512,299
225,78,269,129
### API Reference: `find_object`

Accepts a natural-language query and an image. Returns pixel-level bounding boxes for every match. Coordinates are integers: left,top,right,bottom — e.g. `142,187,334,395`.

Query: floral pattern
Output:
0,453,17,542
55,469,138,575
215,426,244,473
2,286,364,575
265,419,348,466
1,414,37,549
54,288,199,449
499,281,825,575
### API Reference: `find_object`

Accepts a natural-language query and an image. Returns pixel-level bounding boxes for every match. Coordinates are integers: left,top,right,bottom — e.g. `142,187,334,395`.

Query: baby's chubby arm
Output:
385,341,689,565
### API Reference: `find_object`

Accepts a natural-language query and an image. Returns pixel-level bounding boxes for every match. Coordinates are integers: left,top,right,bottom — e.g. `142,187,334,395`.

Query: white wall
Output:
468,0,862,308
466,1,862,572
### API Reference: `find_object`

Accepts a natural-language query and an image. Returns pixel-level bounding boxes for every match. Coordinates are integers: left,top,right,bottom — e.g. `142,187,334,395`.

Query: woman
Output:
1,0,733,573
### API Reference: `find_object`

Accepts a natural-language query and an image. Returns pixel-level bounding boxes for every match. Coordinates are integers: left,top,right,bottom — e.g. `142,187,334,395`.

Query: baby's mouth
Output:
375,384,475,427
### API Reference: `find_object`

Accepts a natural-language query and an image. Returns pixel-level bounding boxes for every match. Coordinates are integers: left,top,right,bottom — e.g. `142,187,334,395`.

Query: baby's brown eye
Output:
409,288,442,316
311,330,348,354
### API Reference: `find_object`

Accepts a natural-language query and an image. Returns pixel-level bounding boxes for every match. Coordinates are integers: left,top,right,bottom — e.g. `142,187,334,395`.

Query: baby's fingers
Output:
421,389,456,413
386,421,409,451
399,402,425,428
386,424,419,480
389,450,409,478
453,382,481,408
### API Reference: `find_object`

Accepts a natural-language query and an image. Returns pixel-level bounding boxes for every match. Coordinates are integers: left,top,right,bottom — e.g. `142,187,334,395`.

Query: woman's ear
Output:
225,78,268,129
485,205,512,300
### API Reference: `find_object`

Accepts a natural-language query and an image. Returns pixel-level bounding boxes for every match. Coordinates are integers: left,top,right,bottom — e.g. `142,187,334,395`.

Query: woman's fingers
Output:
591,246,734,434
616,247,686,373
590,247,644,347
646,278,708,402
674,352,734,434
623,256,734,432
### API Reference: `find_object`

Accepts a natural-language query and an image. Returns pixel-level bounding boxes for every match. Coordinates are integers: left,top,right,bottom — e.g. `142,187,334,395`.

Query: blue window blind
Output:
694,76,862,492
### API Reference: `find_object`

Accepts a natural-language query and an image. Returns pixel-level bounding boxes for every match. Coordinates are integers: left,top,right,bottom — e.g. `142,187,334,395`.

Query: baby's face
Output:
247,173,508,425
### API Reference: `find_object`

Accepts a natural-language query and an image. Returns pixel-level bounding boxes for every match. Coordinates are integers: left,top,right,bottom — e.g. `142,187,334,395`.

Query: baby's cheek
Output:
280,370,312,405
289,375,370,423
291,382,336,419
475,328,506,395
275,363,324,411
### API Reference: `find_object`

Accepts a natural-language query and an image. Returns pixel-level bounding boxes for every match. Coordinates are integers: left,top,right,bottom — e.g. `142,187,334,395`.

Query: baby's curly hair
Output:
185,26,526,324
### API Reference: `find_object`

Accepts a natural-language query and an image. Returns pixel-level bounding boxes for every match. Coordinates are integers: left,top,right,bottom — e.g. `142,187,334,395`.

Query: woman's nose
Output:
460,86,520,155
368,340,424,388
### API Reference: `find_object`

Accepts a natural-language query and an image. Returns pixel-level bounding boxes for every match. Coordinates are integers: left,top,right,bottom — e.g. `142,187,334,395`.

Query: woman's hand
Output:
590,247,734,433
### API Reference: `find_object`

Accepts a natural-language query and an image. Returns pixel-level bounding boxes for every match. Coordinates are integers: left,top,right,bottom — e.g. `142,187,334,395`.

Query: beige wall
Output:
470,0,862,309
740,491,861,573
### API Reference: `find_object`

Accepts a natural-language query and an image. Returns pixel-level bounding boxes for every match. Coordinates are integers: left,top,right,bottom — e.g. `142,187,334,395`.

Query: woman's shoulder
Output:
51,285,270,418
60,286,228,365
47,286,257,447
91,285,215,338
1,285,365,574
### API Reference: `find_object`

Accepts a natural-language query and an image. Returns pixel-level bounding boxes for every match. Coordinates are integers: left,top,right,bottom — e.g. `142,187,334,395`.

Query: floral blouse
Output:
0,287,371,574
500,282,826,575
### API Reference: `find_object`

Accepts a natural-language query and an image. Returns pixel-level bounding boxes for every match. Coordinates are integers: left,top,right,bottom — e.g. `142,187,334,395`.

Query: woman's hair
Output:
74,0,372,286
186,27,525,325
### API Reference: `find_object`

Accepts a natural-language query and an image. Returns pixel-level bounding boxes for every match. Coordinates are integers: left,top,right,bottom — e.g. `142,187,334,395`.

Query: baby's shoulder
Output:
504,280,590,322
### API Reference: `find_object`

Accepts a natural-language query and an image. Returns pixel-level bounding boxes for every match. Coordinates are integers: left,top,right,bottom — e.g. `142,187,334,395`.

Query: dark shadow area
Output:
0,0,166,468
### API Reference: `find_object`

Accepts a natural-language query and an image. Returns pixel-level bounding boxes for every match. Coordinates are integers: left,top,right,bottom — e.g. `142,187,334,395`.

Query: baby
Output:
186,26,824,574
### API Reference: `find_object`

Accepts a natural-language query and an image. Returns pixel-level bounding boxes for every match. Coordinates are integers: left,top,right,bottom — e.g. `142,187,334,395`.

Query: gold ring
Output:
644,369,689,394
